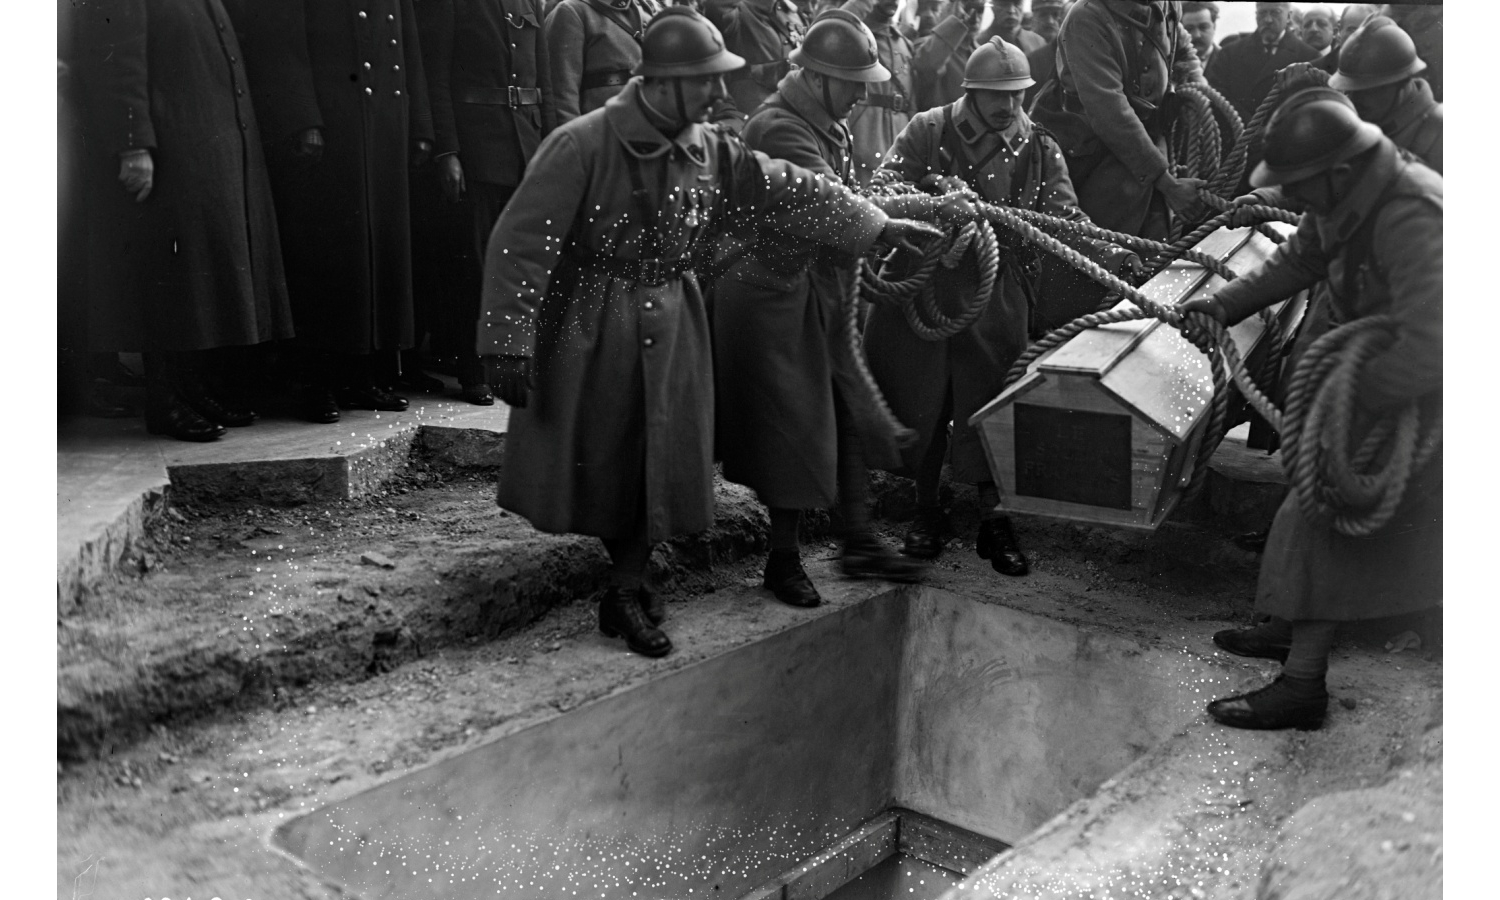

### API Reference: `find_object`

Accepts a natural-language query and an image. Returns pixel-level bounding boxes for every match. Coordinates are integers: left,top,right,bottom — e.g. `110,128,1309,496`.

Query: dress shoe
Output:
460,382,495,406
902,507,949,559
1207,675,1328,731
337,384,409,412
638,586,666,626
1212,625,1292,663
299,386,341,424
976,516,1029,576
145,394,226,442
1234,530,1269,553
182,388,257,427
599,586,672,657
763,549,822,607
840,532,927,582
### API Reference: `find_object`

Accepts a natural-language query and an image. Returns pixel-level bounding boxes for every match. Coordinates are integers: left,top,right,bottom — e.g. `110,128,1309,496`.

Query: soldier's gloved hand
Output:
412,139,433,168
881,217,944,257
484,355,535,408
293,127,324,164
118,149,153,202
1156,170,1207,218
1177,296,1230,347
438,153,466,203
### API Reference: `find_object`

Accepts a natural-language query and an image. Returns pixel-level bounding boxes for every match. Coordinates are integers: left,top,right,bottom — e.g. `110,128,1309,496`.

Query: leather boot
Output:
1207,674,1328,731
181,384,258,427
145,392,226,442
840,532,926,583
902,507,949,559
763,549,822,607
976,515,1029,576
337,382,409,412
638,586,666,626
598,587,672,657
1212,624,1292,663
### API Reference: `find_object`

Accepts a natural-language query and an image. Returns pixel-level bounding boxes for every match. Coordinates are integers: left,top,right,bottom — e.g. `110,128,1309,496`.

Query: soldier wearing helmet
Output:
706,0,809,116
866,37,1141,577
1330,15,1441,173
1181,89,1442,731
911,0,985,112
477,8,941,657
841,0,915,185
712,10,980,607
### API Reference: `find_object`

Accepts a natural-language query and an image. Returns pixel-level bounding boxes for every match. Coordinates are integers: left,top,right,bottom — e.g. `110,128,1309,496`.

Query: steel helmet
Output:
1250,87,1384,187
635,7,746,78
790,10,891,83
962,37,1035,92
1329,16,1426,92
1031,0,1067,9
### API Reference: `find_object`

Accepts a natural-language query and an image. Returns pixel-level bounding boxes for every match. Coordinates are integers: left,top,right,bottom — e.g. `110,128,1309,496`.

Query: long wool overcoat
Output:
713,71,902,510
705,0,807,118
867,100,1127,484
73,0,293,353
1215,138,1442,622
234,0,434,354
846,9,915,186
546,0,658,125
477,80,888,543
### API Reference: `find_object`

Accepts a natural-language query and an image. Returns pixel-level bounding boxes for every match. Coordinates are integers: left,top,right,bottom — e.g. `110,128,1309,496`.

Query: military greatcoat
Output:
844,2,915,186
868,100,1129,483
713,71,902,509
478,80,888,543
1383,78,1442,175
911,14,975,113
1214,138,1442,623
706,0,807,117
1041,0,1203,237
546,0,658,124
234,0,434,355
73,0,293,353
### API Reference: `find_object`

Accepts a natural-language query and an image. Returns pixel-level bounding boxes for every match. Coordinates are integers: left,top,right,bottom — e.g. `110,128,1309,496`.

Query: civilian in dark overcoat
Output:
73,0,294,441
410,0,557,403
233,0,435,421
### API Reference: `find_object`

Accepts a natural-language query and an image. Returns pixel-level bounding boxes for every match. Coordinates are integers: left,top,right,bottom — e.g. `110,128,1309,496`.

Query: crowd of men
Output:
59,2,1442,732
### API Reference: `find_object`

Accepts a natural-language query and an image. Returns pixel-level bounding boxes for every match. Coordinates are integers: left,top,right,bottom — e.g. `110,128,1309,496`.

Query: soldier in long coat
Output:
233,0,434,422
1183,97,1441,732
478,8,937,657
411,0,556,404
73,0,294,441
706,0,807,116
867,37,1137,576
1330,16,1441,174
715,11,960,608
911,0,981,112
546,0,660,124
1031,0,1205,239
843,0,914,185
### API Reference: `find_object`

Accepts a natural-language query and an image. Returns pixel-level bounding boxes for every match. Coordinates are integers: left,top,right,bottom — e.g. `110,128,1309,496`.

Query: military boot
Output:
599,586,672,658
840,532,927,582
976,514,1029,576
763,549,822,607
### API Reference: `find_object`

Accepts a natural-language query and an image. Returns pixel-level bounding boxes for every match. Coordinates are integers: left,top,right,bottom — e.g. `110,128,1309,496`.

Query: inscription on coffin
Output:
1013,404,1134,510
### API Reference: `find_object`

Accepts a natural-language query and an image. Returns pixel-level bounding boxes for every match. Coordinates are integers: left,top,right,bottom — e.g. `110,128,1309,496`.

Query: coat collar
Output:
953,96,1031,152
1384,78,1439,138
776,71,851,148
1315,137,1405,247
604,79,711,167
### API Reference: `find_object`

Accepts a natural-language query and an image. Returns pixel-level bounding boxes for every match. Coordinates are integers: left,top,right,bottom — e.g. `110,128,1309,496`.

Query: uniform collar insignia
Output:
605,79,712,168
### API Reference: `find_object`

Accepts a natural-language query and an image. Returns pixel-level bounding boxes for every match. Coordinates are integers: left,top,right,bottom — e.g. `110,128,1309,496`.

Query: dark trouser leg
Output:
1207,619,1333,731
975,471,1029,576
598,534,672,656
835,384,926,582
905,393,951,559
764,507,820,607
1282,620,1338,684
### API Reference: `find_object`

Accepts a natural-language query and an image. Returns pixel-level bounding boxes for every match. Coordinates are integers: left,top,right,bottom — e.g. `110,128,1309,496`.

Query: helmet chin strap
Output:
817,72,836,119
675,78,689,124
966,90,1008,132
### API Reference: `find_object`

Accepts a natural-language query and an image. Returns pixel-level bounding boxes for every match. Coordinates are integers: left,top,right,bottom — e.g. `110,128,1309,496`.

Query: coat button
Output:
365,87,373,95
388,13,395,21
365,62,372,70
395,90,402,96
390,39,398,46
644,301,654,310
643,337,654,347
358,11,367,19
393,64,401,72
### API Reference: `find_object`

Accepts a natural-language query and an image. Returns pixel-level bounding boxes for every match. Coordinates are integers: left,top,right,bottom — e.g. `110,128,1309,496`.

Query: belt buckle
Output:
508,85,521,106
638,257,667,287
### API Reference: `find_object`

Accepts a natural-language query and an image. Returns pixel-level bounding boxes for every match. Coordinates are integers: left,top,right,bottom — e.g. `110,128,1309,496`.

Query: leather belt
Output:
565,246,691,287
581,70,632,91
861,92,909,112
458,85,543,106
